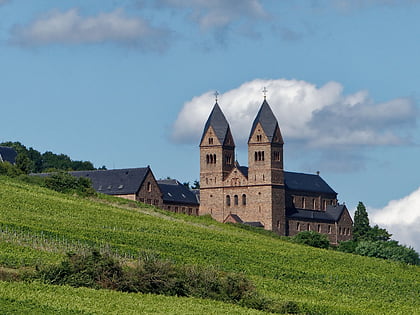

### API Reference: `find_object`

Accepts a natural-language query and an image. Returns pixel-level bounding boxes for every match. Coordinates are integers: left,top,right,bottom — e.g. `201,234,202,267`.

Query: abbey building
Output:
199,98,353,244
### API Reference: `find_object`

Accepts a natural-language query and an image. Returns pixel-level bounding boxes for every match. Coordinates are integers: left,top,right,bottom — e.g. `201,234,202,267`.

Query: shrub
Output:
44,172,95,196
39,250,122,289
355,240,420,265
292,231,330,249
337,240,358,253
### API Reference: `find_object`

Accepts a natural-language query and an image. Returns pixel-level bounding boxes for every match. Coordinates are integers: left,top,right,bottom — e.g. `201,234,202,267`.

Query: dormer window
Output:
209,138,213,145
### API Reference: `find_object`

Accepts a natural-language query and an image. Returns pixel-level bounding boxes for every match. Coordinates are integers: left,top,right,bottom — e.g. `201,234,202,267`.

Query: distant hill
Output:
0,176,419,314
0,141,104,173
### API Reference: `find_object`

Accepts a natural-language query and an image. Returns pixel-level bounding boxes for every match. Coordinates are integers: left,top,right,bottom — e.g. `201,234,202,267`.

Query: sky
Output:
1,0,419,251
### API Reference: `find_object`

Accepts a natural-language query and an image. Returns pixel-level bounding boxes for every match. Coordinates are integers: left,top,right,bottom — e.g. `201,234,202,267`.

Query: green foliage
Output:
366,225,392,242
44,172,95,196
355,240,420,265
37,250,276,312
39,250,122,289
0,141,97,173
353,201,370,241
336,240,358,253
291,231,330,249
0,162,23,177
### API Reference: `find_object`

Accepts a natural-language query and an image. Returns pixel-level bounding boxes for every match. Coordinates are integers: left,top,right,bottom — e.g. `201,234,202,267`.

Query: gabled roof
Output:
157,179,199,206
286,204,348,223
284,171,336,195
200,103,231,145
70,167,150,195
248,100,281,143
0,146,17,164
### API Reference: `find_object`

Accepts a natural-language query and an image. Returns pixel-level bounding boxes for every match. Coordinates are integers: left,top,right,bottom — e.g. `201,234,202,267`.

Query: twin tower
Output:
199,99,287,234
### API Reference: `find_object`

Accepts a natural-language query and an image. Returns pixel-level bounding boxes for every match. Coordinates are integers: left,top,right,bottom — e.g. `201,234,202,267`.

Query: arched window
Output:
312,198,316,210
255,152,258,161
147,182,152,192
226,195,231,207
213,154,216,164
318,224,321,233
209,137,213,144
328,225,332,234
242,194,247,205
302,197,305,209
234,195,238,205
261,151,264,161
206,154,209,164
297,222,301,231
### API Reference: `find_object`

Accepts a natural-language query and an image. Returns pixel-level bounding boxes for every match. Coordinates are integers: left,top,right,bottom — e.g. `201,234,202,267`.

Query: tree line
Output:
0,141,105,174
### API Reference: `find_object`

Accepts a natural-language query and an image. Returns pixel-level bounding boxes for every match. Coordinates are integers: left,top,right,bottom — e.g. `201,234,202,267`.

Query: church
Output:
199,96,353,244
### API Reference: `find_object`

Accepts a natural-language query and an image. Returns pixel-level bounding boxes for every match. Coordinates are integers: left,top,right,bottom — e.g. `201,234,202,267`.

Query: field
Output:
0,176,419,314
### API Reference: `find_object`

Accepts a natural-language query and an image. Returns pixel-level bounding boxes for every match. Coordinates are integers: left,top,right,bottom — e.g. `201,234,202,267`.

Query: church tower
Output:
199,102,235,221
247,98,286,234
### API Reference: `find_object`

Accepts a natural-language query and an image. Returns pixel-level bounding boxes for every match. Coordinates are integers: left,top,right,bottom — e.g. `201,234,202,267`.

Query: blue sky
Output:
1,0,419,250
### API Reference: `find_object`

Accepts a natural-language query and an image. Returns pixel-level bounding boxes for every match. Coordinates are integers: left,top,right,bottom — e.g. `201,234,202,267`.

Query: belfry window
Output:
242,194,247,205
234,195,238,206
255,151,265,161
209,137,213,145
256,135,262,142
274,151,280,161
226,195,231,207
225,154,232,164
206,154,217,164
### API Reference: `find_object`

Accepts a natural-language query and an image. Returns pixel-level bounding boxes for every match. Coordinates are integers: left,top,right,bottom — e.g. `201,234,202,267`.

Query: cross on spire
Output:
214,90,219,102
262,87,268,100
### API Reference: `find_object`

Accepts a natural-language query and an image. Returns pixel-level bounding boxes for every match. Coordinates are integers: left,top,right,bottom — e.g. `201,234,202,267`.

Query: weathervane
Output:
262,87,268,100
214,90,219,103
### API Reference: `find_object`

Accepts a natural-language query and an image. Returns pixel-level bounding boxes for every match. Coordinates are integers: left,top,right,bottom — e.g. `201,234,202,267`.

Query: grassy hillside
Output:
0,176,419,314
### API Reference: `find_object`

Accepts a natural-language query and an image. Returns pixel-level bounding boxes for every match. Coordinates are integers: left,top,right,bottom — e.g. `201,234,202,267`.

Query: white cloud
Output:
370,187,420,252
171,78,417,150
157,0,267,29
10,8,171,51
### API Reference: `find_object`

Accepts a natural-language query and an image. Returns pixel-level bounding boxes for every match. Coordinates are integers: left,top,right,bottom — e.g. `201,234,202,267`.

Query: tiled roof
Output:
70,167,150,195
0,146,17,164
157,179,199,206
286,204,347,223
284,171,336,195
200,103,231,145
248,100,281,143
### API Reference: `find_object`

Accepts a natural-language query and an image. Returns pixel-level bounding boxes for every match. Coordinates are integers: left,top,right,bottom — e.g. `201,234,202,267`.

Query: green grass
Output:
0,176,419,314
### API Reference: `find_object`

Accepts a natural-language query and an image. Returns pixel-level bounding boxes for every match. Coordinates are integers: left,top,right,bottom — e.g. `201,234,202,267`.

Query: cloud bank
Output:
370,187,420,252
10,8,171,51
172,78,417,150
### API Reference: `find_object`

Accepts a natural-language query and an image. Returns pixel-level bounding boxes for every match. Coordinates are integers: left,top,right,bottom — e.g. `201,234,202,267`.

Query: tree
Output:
291,231,330,249
353,202,371,241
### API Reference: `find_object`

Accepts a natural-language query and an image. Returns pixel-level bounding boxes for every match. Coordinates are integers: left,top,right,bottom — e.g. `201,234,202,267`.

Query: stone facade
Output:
199,100,353,243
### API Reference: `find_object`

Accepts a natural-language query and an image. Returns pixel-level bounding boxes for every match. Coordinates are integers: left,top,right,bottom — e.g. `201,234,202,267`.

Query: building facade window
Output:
312,198,316,209
302,197,306,209
318,224,321,233
209,137,213,144
242,194,247,205
234,195,238,205
328,225,332,234
297,222,301,231
226,195,231,207
256,134,262,142
147,182,152,192
255,151,265,161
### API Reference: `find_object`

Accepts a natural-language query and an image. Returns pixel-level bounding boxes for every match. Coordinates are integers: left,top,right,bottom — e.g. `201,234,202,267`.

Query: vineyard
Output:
0,176,419,314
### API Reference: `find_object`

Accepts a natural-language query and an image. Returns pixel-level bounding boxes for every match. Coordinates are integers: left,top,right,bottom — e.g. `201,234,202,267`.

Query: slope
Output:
0,176,419,314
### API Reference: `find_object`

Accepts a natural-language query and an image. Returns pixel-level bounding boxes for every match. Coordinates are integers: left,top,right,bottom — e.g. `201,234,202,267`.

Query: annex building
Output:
199,98,353,244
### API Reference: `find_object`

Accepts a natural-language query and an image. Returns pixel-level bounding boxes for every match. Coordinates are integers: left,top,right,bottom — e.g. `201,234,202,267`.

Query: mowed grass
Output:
0,176,419,314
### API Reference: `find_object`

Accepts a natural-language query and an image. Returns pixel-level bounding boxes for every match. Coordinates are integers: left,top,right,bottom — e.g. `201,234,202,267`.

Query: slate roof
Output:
286,204,347,223
0,146,17,164
244,221,264,228
232,166,336,195
284,171,336,195
157,179,199,206
200,103,231,145
248,100,282,143
70,167,150,195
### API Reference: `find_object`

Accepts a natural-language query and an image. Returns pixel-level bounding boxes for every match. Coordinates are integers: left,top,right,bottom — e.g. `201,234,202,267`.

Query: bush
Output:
36,250,286,312
337,240,358,253
292,231,330,249
39,250,122,289
0,162,23,177
355,240,420,265
44,172,95,196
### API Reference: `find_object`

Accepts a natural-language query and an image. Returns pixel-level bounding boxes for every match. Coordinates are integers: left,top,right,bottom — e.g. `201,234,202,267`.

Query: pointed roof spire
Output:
248,99,282,143
200,102,231,145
